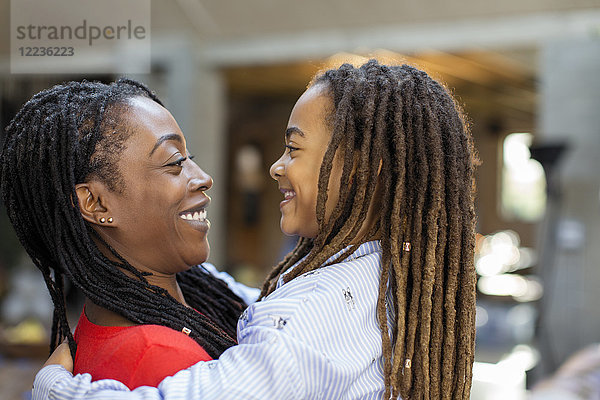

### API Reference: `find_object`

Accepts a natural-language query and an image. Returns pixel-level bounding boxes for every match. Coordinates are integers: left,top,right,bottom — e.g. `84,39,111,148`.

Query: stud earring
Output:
182,327,191,336
99,217,106,223
107,217,113,223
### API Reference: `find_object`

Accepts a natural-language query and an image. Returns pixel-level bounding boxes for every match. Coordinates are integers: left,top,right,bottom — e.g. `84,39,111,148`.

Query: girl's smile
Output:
270,84,342,239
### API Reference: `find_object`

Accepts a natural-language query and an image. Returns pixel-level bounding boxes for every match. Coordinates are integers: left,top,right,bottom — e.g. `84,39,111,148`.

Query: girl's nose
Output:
269,157,285,180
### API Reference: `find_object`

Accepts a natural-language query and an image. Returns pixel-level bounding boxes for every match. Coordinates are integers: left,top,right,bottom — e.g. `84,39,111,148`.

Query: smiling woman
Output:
85,96,214,276
0,79,250,389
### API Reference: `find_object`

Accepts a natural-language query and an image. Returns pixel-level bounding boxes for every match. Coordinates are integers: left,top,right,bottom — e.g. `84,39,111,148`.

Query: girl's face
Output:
269,85,344,238
93,96,213,274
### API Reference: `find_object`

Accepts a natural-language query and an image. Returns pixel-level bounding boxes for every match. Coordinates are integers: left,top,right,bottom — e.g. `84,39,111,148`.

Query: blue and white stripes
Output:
34,240,396,400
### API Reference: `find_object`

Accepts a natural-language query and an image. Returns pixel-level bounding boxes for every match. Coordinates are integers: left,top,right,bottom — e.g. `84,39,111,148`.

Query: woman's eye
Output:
166,156,187,168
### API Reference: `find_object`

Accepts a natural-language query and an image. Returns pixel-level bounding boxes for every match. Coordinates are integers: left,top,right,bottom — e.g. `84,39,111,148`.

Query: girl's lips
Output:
279,188,296,209
280,198,293,209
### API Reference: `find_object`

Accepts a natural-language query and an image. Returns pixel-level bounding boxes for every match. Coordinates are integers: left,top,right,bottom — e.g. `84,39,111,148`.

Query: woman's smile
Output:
178,199,211,232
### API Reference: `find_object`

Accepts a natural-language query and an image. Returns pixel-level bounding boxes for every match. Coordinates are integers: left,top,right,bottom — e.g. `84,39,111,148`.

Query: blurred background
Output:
0,0,599,399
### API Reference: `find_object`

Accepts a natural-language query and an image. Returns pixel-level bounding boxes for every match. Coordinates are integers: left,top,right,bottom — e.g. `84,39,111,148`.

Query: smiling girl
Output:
32,60,477,400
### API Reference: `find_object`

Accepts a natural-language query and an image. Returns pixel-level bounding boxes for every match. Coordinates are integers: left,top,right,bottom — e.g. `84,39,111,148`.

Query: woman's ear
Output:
74,182,111,226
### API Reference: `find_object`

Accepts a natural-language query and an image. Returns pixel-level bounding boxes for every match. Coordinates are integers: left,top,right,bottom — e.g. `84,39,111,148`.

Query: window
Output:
501,133,546,221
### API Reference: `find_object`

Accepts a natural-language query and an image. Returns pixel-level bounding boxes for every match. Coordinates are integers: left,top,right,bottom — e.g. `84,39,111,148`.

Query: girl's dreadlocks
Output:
260,60,477,399
0,79,245,360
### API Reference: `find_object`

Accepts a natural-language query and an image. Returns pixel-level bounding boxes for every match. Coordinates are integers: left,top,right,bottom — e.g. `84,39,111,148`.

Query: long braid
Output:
0,79,245,358
260,60,477,399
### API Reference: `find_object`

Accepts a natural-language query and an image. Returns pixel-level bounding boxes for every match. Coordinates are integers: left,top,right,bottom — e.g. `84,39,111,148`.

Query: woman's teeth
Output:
180,209,207,221
284,190,295,200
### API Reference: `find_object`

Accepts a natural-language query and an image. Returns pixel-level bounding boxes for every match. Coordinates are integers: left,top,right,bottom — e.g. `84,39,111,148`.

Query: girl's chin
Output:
280,225,317,239
280,216,318,238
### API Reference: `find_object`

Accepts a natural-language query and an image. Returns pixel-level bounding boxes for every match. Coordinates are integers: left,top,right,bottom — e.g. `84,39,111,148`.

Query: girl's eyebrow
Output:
285,127,305,140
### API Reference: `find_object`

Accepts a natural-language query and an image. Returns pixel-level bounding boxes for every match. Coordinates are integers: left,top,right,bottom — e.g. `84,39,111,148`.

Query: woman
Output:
0,79,256,389
33,60,477,399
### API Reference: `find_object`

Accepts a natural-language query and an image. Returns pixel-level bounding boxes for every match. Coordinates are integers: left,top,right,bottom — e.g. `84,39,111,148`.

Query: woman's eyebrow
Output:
285,127,305,140
148,133,183,157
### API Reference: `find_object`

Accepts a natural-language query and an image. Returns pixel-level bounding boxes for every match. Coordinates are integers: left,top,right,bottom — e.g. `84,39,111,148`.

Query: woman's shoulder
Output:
125,324,207,350
124,325,212,387
79,322,211,360
74,316,211,389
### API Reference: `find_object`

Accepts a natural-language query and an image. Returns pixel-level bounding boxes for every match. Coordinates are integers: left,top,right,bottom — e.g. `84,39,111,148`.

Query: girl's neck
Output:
350,178,383,245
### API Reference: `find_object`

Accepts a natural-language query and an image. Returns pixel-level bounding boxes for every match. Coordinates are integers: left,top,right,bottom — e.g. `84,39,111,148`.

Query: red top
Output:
73,309,212,389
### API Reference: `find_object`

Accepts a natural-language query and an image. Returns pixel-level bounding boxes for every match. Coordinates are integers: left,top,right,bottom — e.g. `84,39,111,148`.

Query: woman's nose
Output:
269,156,285,180
188,168,213,192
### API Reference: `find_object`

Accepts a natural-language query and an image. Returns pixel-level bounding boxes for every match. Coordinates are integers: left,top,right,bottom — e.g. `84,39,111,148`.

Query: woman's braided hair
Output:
0,78,245,359
260,60,477,399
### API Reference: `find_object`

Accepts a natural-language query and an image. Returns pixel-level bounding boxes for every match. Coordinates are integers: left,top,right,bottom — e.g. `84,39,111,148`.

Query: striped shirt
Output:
34,240,394,400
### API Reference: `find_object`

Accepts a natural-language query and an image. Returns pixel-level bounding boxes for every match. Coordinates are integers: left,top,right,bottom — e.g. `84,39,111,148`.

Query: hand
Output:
43,342,74,373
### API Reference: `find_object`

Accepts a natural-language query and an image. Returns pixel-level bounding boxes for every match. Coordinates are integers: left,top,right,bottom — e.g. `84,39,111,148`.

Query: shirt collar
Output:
278,240,382,288
290,239,382,270
322,239,382,265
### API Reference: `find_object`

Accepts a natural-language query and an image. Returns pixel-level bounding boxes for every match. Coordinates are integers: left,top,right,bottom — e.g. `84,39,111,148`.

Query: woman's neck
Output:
86,234,190,326
84,238,190,326
84,274,188,327
145,271,189,306
84,298,134,327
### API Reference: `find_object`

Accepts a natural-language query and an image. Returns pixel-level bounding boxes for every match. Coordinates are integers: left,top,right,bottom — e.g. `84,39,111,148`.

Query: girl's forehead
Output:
288,86,332,133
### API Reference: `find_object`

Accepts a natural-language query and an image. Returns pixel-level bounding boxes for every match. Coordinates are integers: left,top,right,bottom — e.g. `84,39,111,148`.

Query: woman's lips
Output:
179,209,210,232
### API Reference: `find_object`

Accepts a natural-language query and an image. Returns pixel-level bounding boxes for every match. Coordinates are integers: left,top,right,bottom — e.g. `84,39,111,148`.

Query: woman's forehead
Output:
120,97,183,145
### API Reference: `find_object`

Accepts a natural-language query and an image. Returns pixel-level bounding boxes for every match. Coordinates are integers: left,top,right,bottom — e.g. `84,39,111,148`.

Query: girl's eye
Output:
285,145,299,154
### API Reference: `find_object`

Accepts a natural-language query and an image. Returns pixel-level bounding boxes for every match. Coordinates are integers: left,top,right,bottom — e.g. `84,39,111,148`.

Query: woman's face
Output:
269,85,344,238
98,96,212,274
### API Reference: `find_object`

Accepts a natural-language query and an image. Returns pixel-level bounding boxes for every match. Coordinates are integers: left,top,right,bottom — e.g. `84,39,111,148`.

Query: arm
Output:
34,264,381,400
35,327,325,400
